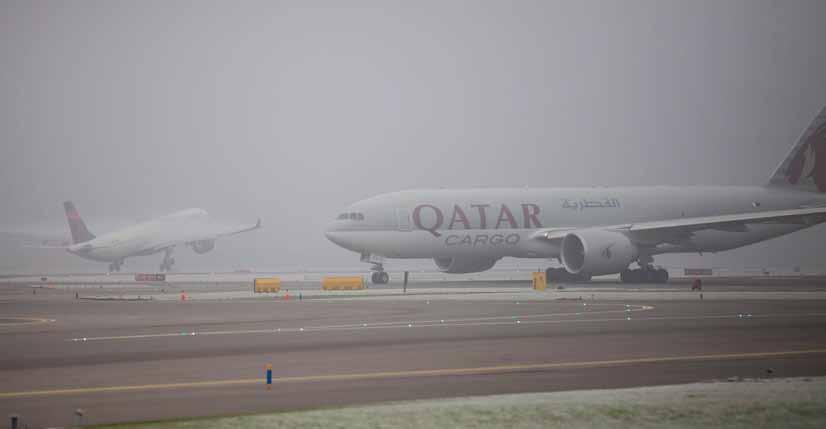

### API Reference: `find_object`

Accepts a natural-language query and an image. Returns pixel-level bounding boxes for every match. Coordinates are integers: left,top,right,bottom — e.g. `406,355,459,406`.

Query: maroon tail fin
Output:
768,105,826,192
63,201,95,244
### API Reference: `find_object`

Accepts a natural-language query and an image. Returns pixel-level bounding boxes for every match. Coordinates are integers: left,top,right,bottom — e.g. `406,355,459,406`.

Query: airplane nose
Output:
325,222,360,251
324,223,342,245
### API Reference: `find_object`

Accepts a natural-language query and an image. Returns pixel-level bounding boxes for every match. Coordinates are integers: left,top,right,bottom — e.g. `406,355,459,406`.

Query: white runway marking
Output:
69,303,651,341
66,305,826,343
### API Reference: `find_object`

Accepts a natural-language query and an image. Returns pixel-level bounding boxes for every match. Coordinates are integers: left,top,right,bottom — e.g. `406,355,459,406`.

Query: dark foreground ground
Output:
2,279,826,427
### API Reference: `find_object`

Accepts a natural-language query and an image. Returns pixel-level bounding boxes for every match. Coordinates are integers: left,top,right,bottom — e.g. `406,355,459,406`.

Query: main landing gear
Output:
620,266,669,284
545,267,591,284
108,260,123,272
159,247,175,272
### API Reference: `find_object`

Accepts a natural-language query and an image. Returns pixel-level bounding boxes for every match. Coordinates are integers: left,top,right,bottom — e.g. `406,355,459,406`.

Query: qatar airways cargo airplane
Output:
63,202,261,272
326,106,826,284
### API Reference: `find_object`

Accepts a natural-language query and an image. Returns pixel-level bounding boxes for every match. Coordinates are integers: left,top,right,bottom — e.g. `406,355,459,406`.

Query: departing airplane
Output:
63,202,261,272
326,106,826,284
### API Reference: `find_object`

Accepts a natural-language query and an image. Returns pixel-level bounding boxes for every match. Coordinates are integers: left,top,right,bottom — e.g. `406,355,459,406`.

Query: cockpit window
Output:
337,212,365,221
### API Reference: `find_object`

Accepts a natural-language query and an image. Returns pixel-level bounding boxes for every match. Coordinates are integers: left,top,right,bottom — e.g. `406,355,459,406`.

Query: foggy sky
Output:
2,0,826,273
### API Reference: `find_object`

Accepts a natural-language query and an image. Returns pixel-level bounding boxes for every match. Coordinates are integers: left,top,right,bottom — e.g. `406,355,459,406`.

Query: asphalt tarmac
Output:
2,279,826,427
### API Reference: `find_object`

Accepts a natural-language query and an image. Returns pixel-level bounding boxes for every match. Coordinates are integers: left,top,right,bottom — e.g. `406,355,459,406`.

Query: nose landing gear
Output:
370,270,390,285
361,253,389,284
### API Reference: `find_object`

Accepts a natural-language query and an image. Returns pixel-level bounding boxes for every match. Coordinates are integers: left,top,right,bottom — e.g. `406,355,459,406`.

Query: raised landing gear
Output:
159,248,175,272
545,267,591,284
620,266,669,284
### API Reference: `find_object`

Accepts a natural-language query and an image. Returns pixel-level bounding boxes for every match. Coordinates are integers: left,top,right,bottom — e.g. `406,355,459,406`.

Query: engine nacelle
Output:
191,240,215,254
433,257,498,274
560,230,637,276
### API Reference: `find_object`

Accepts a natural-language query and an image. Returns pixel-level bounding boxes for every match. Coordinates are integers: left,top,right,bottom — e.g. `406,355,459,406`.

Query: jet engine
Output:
190,240,215,254
433,257,498,274
560,230,638,276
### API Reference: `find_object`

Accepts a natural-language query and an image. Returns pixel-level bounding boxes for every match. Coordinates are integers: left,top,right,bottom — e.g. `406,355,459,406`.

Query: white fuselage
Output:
325,186,825,261
67,209,210,262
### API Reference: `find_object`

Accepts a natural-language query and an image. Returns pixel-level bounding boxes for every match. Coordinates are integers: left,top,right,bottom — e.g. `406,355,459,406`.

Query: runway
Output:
2,278,826,427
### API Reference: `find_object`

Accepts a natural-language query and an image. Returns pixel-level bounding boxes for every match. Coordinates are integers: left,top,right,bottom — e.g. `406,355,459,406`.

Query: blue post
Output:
266,363,272,389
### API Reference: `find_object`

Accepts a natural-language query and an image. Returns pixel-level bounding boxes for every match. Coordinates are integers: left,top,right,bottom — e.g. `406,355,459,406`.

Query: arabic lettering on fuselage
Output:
561,198,621,211
412,203,542,237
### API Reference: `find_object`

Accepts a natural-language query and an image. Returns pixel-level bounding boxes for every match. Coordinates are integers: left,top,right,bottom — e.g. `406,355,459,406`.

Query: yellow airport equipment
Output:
254,277,281,293
322,276,365,290
532,272,547,291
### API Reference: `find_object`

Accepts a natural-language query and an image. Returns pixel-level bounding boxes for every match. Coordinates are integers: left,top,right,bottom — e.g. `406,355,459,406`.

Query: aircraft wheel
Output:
656,269,669,283
371,271,389,284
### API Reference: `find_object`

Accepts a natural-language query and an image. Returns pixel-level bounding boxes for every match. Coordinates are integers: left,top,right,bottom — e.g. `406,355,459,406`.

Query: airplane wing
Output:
624,206,826,246
197,218,262,241
142,218,263,254
531,227,574,242
533,206,826,246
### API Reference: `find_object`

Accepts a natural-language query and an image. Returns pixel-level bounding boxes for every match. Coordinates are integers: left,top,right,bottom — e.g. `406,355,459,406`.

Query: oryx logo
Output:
601,243,614,259
787,122,826,193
